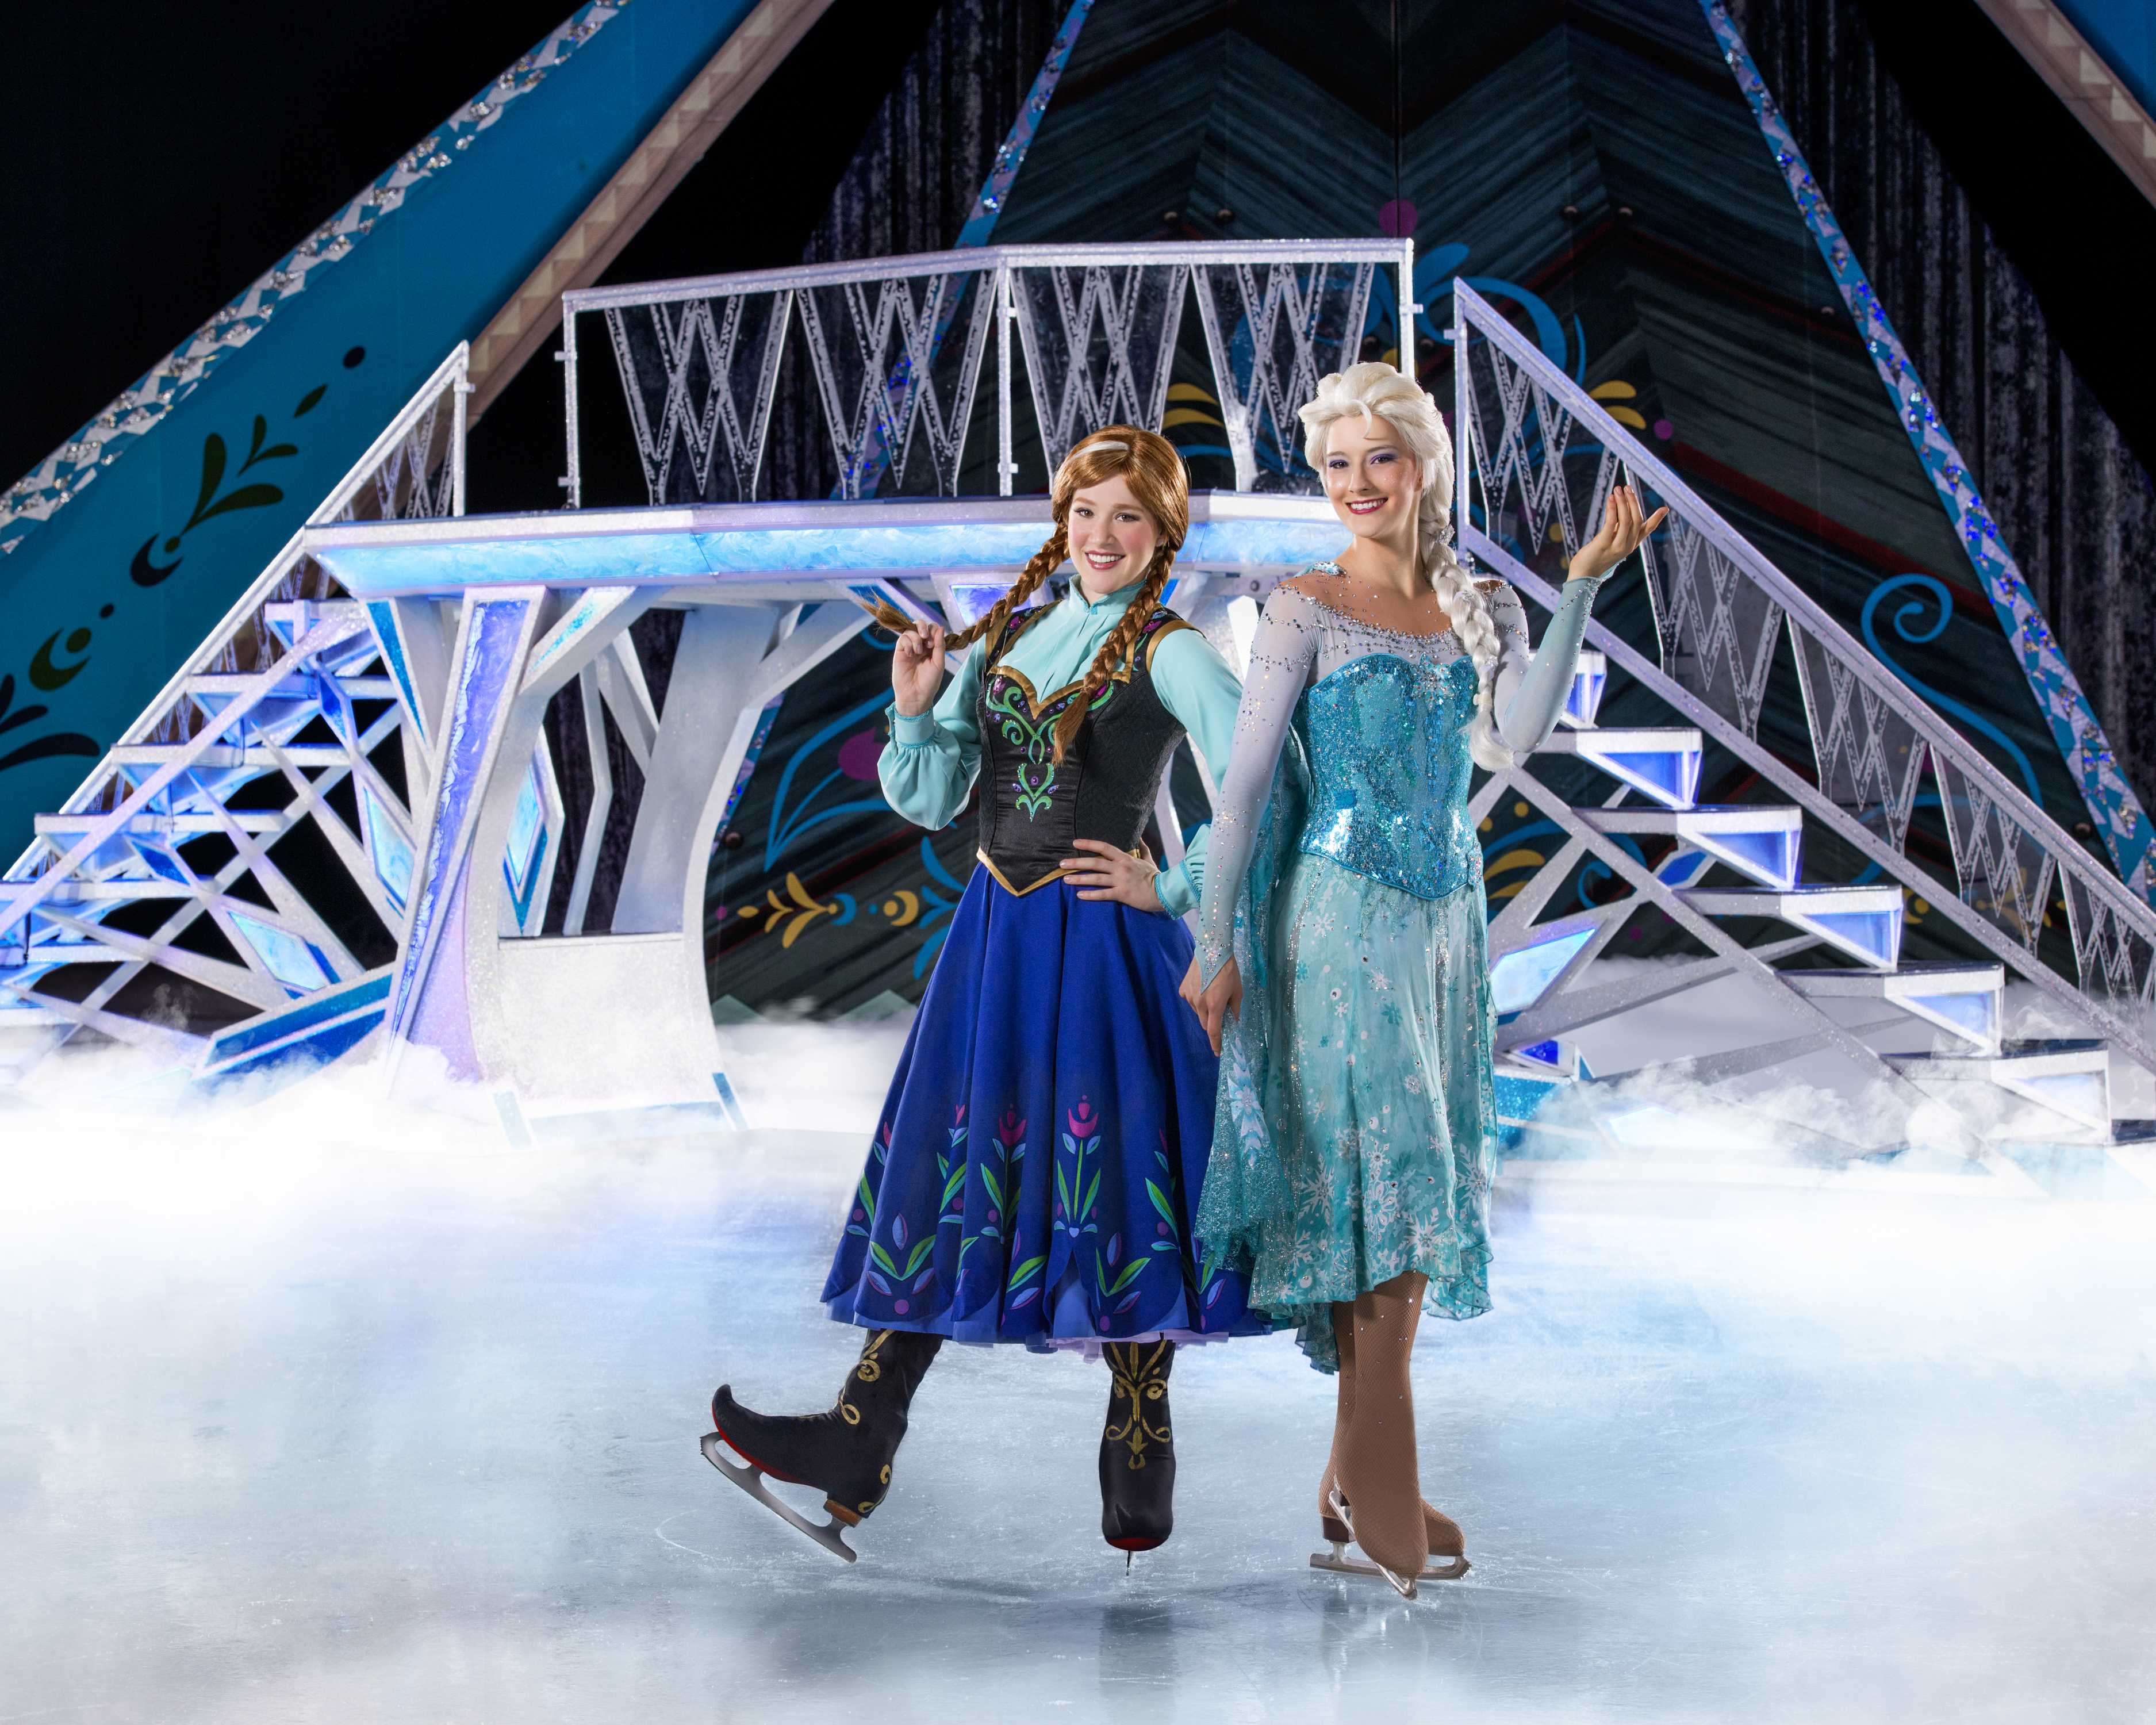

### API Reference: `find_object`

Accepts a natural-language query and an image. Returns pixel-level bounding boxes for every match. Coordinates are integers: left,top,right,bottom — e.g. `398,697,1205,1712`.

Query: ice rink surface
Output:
4,1021,2154,1723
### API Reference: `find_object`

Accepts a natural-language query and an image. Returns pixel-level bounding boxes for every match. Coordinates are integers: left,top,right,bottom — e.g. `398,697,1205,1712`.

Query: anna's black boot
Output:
1099,1339,1177,1554
708,1328,941,1548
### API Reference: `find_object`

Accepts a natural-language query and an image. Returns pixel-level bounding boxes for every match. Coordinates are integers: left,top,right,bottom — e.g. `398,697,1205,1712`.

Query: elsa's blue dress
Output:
1191,565,1608,1370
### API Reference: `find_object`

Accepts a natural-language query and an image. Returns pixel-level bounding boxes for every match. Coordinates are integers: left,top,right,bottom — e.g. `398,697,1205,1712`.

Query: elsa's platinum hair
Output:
1297,362,1513,770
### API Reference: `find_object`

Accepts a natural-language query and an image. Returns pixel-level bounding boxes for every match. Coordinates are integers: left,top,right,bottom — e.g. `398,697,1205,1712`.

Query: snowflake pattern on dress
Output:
1190,565,1607,1372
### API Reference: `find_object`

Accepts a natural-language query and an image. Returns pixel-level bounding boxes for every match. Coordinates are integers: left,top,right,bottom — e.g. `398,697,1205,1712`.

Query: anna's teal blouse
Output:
879,580,1244,915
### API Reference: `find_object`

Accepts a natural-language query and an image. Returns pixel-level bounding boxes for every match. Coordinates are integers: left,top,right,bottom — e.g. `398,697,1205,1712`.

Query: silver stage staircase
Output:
2,247,2151,1191
1441,282,2154,1186
0,348,467,1092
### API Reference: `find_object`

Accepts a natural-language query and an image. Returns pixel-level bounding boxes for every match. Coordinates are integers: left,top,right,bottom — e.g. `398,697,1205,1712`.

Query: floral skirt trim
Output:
822,865,1266,1347
1196,851,1497,1373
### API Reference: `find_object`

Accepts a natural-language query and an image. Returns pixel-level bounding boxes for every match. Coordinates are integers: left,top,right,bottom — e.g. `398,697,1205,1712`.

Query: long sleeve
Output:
1489,573,1609,754
1192,589,1320,979
1145,626,1245,916
877,644,985,830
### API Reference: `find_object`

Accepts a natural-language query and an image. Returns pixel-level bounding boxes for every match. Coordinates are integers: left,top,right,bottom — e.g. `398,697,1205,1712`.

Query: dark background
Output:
10,2,2149,505
0,0,1052,517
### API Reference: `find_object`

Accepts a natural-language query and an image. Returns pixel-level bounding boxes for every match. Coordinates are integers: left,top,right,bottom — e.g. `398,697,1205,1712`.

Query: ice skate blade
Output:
1309,1542,1467,1588
1310,1544,1415,1596
1325,1490,1420,1600
700,1432,857,1564
1322,1516,1470,1580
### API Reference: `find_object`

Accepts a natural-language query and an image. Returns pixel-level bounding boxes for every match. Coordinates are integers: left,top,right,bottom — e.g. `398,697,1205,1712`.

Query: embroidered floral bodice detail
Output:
979,604,1183,822
973,603,1192,895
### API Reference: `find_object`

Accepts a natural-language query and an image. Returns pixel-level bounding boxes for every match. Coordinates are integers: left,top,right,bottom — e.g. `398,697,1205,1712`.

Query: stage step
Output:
1556,649,1608,729
1781,961,2004,1053
1886,1038,2113,1138
1536,726,1702,810
1580,804,1804,890
1681,884,1904,969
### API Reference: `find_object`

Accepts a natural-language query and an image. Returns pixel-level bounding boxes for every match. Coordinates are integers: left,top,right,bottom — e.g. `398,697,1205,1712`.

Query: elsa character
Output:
1181,363,1663,1596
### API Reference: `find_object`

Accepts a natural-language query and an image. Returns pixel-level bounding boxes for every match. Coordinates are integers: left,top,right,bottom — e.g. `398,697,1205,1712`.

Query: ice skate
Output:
704,1328,941,1563
700,1433,860,1562
1099,1339,1176,1561
1315,1485,1421,1598
1311,1460,1470,1582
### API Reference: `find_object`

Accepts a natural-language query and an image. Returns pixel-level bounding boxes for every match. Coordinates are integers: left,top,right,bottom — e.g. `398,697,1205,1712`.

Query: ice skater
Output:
704,425,1263,1562
1181,363,1662,1596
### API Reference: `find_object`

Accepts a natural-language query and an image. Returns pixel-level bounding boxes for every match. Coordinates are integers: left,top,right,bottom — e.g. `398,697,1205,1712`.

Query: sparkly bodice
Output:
1194,564,1611,978
1296,651,1480,899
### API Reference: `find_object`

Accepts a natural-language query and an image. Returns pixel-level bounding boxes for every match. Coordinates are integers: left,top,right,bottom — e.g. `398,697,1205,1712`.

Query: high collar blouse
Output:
878,578,1245,916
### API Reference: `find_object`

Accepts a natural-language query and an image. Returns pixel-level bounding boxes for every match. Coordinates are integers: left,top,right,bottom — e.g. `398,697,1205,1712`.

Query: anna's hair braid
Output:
866,523,1069,650
1049,543,1176,763
950,524,1065,653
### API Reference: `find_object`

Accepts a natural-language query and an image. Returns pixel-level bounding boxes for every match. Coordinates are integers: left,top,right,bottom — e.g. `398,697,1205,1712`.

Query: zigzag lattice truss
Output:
562,240,1401,505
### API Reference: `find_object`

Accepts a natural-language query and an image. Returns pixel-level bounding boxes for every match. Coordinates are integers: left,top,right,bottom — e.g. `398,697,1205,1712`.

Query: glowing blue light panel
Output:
308,497,1348,598
1563,650,1607,727
1655,849,1715,888
1692,823,1801,890
1795,907,1902,969
230,911,331,993
2006,1070,2109,1129
1491,925,1597,1017
1576,734,1701,810
1904,990,1997,1042
362,788,413,911
502,760,548,927
944,580,1051,629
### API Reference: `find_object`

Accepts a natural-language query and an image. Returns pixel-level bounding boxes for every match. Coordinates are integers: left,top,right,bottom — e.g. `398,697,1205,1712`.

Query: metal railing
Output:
560,240,1414,507
1451,282,2156,1072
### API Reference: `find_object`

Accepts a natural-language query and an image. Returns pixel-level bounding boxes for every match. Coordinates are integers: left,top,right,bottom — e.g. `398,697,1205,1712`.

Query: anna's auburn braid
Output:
870,424,1190,753
865,523,1068,648
1048,540,1176,763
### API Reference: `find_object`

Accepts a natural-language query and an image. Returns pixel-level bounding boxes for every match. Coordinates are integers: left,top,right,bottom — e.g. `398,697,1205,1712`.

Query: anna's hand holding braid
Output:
891,622,948,718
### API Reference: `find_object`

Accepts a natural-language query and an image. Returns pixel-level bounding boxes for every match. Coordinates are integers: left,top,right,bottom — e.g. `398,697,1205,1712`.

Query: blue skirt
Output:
822,864,1264,1346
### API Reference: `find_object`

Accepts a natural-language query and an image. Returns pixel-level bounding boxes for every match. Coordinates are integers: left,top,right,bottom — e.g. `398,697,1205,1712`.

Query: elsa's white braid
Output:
1298,362,1514,769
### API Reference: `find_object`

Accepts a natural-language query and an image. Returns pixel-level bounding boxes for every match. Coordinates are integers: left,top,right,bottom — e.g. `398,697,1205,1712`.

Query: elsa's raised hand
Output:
1568,484,1668,583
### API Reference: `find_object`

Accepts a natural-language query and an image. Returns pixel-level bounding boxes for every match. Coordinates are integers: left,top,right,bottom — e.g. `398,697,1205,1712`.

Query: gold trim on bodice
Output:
977,846,1149,898
983,608,1194,718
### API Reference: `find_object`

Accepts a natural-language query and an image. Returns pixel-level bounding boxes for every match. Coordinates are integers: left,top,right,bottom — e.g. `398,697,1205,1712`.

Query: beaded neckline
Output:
1286,561,1464,647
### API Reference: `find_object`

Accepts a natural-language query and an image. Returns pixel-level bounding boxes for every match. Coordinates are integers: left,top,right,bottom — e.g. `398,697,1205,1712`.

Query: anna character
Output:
706,427,1262,1561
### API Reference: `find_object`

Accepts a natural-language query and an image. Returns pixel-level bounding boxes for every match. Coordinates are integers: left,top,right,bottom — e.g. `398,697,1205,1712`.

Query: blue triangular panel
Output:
1698,826,1800,890
1587,748,1700,810
1905,990,1996,1038
1795,908,1901,968
1490,925,1597,1016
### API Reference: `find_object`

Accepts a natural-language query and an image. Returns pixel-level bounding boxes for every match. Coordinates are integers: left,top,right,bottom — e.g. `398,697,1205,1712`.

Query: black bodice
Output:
973,603,1192,895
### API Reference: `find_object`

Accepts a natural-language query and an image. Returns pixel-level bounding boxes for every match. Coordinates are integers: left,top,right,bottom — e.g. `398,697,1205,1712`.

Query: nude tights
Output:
1322,1271,1430,1578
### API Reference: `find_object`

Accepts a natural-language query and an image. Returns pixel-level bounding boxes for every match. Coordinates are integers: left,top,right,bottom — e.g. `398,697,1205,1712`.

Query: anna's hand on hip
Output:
1181,955,1241,1056
891,623,947,716
1060,838,1161,911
